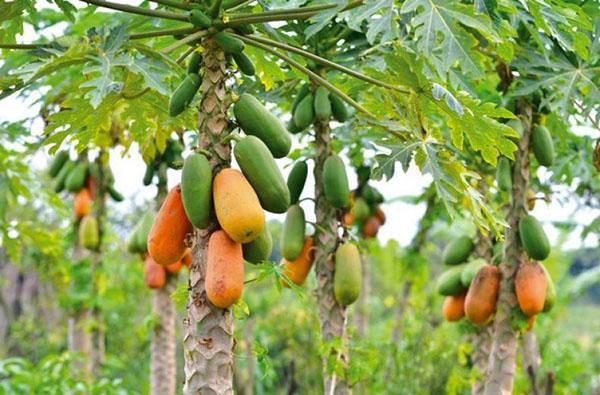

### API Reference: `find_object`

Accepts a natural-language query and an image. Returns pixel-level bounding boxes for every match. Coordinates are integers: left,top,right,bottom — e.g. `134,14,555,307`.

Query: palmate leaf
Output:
345,0,398,44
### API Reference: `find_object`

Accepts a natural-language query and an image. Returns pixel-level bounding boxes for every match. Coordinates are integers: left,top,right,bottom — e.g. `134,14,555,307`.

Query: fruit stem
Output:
79,0,189,22
121,87,149,100
193,147,212,157
299,197,316,203
130,27,198,40
176,46,195,63
161,30,208,54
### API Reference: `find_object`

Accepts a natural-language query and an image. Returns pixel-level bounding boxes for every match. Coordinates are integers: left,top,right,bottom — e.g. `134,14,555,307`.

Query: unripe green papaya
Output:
291,83,310,114
281,204,306,261
287,118,302,134
323,155,350,208
532,125,554,167
215,32,244,54
496,157,512,191
287,161,308,204
442,235,475,266
187,52,202,74
314,86,331,122
169,74,202,117
357,166,371,185
52,160,76,193
361,185,384,204
460,258,487,288
541,263,556,312
519,215,550,260
181,153,212,229
189,9,211,28
65,162,88,192
234,24,254,35
135,212,155,253
126,226,140,254
334,243,361,306
243,225,272,264
437,265,467,296
143,163,154,186
234,136,290,213
351,197,370,223
107,185,124,202
234,93,292,158
293,94,315,130
330,93,349,122
232,52,255,76
79,215,99,250
48,151,70,178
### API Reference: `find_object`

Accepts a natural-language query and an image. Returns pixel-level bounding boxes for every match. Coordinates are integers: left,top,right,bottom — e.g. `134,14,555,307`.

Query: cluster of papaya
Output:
143,139,184,185
288,83,349,134
48,151,123,251
342,167,386,238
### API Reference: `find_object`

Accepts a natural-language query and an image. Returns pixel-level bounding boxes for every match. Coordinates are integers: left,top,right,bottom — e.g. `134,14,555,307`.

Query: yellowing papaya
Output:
442,235,475,266
48,151,70,178
496,157,512,191
541,263,556,312
464,264,500,325
74,188,93,220
232,52,255,76
281,204,305,261
314,86,331,122
213,168,265,243
287,161,308,204
215,32,244,54
330,93,349,122
233,93,291,158
181,153,212,229
144,254,166,289
79,215,99,250
436,265,467,296
334,243,361,306
532,125,554,167
242,225,272,264
169,74,201,117
443,293,466,322
293,93,315,130
515,261,547,317
460,258,486,288
323,155,350,208
234,136,290,213
280,237,314,287
65,162,88,193
206,230,244,308
148,185,193,265
519,215,550,260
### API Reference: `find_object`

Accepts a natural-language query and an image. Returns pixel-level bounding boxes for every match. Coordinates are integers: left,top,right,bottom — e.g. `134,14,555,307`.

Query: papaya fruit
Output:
334,243,361,306
293,94,315,130
232,52,255,76
362,216,381,238
287,161,308,204
436,265,467,296
287,118,302,134
65,162,88,193
234,24,254,35
314,86,332,122
442,235,475,266
143,163,154,186
144,255,166,289
343,212,354,227
234,136,290,213
215,32,244,54
85,175,97,200
541,263,556,312
323,155,350,208
515,261,547,317
181,153,212,229
206,230,244,308
281,205,305,261
107,185,124,202
357,165,371,185
79,215,99,250
189,8,211,28
526,315,536,331
135,212,155,253
233,93,291,158
496,157,512,191
74,188,93,220
48,151,70,178
169,73,201,117
443,293,466,322
531,125,554,167
351,198,370,223
148,185,193,265
464,264,500,325
164,260,183,274
280,237,314,287
213,168,265,243
460,258,487,288
519,215,550,260
526,189,536,211
187,51,202,74
158,162,168,185
375,206,386,225
291,83,310,114
52,160,76,192
362,185,384,204
330,93,349,122
181,249,192,267
243,226,272,264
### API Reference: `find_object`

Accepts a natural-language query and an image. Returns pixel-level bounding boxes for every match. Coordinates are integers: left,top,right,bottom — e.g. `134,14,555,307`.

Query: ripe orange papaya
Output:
165,260,183,274
280,237,314,287
144,255,166,289
362,216,381,238
85,176,97,200
342,212,354,227
464,264,500,325
206,230,244,308
515,261,547,317
181,248,192,267
213,168,265,243
74,188,93,219
148,185,193,265
375,206,386,225
443,293,466,322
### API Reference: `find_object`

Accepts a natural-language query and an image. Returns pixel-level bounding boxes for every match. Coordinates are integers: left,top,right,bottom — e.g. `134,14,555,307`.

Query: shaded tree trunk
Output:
183,37,234,394
313,120,350,395
484,104,533,395
522,330,541,394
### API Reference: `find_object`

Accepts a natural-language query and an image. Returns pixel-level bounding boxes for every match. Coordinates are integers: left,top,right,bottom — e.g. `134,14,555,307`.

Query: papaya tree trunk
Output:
484,103,533,395
522,329,541,393
183,37,235,394
150,176,177,395
313,119,351,395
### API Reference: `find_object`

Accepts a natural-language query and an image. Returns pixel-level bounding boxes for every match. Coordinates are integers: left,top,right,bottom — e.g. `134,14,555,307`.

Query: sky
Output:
1,2,598,251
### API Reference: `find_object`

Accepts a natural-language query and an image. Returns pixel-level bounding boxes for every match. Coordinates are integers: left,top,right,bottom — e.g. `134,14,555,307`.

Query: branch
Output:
130,27,197,40
79,0,189,22
176,46,195,63
148,0,192,11
161,30,208,54
0,43,52,49
236,35,373,118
